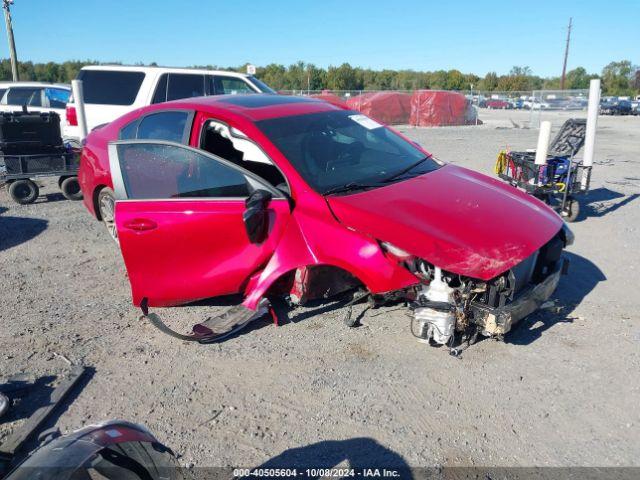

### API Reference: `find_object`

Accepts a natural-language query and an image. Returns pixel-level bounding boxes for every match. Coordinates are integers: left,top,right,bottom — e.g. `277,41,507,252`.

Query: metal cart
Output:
495,118,591,222
0,150,82,204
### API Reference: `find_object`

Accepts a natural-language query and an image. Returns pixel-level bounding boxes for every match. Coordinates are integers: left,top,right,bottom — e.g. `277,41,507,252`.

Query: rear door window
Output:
166,74,205,101
213,76,255,95
78,70,145,105
137,111,190,143
119,111,192,143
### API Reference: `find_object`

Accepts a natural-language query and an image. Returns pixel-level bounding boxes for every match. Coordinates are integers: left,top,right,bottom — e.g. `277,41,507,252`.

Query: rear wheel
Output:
98,187,118,242
8,179,39,204
60,176,83,200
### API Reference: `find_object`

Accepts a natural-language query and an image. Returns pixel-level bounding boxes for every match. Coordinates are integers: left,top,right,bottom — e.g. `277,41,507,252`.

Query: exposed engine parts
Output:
412,266,456,345
409,232,568,350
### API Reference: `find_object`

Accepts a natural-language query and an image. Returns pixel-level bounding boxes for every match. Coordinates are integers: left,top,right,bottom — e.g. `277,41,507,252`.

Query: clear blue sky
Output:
3,0,638,77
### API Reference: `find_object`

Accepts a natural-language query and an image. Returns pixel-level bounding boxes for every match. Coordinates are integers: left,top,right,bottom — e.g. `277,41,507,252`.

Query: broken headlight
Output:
561,223,575,246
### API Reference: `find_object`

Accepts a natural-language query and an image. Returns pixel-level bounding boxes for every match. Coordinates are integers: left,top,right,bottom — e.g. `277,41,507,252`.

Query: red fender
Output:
242,209,418,310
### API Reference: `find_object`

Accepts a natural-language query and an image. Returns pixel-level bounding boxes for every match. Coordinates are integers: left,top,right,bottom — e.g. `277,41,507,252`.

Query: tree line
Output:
1,58,637,96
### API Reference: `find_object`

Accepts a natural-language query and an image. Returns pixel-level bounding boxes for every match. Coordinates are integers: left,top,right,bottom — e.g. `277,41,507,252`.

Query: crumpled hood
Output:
326,164,563,280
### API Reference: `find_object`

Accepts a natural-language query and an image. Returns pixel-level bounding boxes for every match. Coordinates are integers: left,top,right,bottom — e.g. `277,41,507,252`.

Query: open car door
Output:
108,140,291,308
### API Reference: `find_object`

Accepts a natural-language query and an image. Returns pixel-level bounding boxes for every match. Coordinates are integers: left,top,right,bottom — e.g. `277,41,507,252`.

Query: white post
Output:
582,78,600,188
534,120,552,165
71,79,88,141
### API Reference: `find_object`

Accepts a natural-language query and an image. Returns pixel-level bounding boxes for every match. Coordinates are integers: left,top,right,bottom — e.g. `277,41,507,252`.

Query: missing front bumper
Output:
469,258,566,336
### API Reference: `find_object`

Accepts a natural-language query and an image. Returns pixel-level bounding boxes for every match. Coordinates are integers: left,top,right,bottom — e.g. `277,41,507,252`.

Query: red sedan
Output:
485,99,511,109
79,95,572,347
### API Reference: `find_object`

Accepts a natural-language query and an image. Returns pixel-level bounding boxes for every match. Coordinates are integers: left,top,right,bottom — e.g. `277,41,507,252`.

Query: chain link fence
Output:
281,89,592,128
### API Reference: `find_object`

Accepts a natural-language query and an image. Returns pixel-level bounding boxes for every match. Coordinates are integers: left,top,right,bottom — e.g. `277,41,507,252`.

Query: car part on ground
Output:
141,298,271,343
0,393,8,419
3,420,184,480
0,367,86,476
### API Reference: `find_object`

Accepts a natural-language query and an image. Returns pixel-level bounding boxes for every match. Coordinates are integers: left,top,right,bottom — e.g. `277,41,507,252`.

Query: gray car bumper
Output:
470,258,566,336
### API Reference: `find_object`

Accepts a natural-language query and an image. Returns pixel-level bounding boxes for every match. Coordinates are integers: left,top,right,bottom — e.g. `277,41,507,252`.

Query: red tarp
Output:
409,90,479,127
345,92,411,125
310,93,347,108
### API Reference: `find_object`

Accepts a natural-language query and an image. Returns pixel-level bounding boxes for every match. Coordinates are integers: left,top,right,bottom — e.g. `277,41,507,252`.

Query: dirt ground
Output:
1,109,639,469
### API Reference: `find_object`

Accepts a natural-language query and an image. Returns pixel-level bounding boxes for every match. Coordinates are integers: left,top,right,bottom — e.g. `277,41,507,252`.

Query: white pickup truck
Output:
63,65,275,143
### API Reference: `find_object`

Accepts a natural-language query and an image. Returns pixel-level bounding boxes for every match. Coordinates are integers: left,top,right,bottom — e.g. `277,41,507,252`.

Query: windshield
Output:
248,76,276,94
256,110,440,193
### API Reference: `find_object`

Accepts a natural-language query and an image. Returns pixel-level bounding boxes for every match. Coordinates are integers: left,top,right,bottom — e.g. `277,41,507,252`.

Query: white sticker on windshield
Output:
349,114,382,130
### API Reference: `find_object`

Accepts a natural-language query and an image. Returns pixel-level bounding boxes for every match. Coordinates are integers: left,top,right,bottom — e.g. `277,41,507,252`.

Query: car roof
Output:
163,94,346,121
80,64,253,79
0,81,70,89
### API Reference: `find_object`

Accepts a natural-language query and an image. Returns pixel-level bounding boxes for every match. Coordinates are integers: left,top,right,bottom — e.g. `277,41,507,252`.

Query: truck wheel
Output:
60,176,83,200
8,179,39,204
562,198,580,222
98,187,118,242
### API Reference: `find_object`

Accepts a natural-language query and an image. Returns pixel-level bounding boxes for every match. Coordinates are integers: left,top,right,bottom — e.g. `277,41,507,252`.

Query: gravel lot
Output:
1,109,639,469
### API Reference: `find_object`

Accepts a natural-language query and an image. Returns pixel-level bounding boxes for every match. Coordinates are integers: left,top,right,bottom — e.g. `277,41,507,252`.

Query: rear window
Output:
78,70,145,105
4,87,42,106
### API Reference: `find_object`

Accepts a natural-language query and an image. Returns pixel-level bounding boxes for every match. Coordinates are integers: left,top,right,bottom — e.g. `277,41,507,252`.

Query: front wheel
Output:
8,179,39,204
97,187,118,242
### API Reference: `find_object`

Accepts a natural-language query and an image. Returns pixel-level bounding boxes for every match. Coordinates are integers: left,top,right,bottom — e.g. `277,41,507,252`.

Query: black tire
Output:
97,187,118,242
60,176,83,201
562,198,580,222
8,179,39,204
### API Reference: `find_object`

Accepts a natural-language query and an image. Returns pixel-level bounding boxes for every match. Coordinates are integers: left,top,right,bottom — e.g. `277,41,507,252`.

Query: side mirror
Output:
243,189,272,244
245,188,272,210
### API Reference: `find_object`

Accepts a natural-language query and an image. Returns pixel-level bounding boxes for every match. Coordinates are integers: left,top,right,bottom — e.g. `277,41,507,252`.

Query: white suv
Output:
63,65,275,142
0,81,71,118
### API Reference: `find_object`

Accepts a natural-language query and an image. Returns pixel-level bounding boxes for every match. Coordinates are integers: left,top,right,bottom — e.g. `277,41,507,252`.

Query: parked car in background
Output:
63,65,276,143
78,94,571,346
600,99,632,115
485,99,511,109
0,81,70,120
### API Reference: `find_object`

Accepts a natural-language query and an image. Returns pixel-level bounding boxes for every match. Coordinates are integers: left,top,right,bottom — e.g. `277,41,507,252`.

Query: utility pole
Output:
2,0,18,81
560,17,572,90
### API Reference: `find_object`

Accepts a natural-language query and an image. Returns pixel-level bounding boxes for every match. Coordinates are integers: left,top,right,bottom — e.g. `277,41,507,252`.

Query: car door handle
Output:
123,218,157,231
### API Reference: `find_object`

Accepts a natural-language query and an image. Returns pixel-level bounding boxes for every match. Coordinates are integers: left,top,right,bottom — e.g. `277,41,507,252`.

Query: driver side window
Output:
200,120,288,192
113,143,251,200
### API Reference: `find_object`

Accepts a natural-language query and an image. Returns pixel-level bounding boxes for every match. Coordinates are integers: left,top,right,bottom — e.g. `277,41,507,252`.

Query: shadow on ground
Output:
257,438,412,478
0,206,48,252
506,251,606,345
0,376,57,425
579,187,640,222
0,367,94,462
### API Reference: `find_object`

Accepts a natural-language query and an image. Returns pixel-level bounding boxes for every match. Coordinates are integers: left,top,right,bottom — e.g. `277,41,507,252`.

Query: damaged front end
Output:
403,226,572,348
